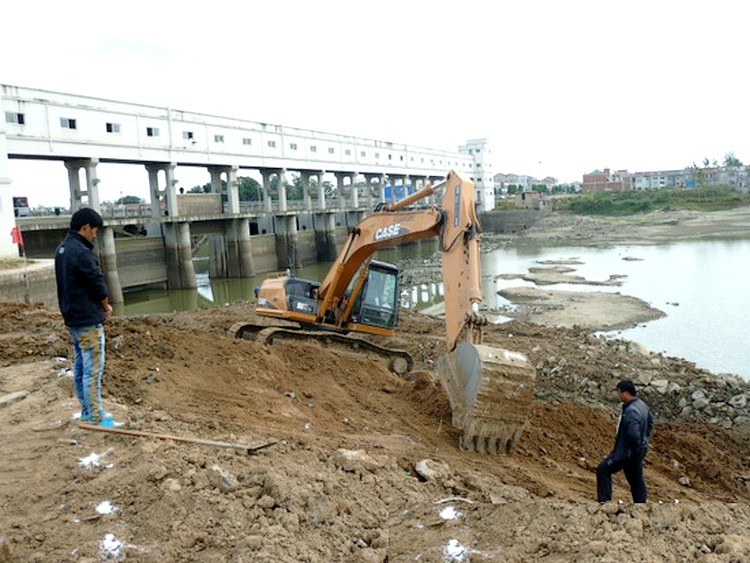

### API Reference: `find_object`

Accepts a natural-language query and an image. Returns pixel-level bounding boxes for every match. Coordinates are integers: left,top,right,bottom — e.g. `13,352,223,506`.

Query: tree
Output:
724,152,743,167
115,195,144,205
188,184,211,194
238,177,262,201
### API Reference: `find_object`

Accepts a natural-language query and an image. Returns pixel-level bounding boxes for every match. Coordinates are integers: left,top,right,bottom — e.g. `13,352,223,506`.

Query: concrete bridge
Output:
1,84,497,302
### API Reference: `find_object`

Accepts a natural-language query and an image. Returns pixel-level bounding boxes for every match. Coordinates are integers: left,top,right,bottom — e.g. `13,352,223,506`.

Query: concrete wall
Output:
297,231,317,266
478,209,548,234
250,234,278,273
0,261,57,307
114,238,168,288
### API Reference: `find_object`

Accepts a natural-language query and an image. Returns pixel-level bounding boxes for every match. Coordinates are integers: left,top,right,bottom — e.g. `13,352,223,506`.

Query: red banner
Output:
10,226,24,246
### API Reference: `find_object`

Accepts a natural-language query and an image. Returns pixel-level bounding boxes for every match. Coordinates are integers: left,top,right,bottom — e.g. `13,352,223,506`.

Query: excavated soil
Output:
1,301,750,562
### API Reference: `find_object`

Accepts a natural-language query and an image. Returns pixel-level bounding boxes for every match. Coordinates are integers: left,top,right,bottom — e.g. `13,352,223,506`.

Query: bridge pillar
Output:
278,169,288,213
64,158,101,212
346,210,365,228
317,171,327,210
98,226,123,304
351,172,360,208
379,174,387,203
313,212,338,262
210,218,255,278
364,174,379,208
334,172,346,207
208,165,240,214
228,218,255,277
163,222,197,289
301,172,313,211
145,162,178,218
274,214,302,270
260,169,273,212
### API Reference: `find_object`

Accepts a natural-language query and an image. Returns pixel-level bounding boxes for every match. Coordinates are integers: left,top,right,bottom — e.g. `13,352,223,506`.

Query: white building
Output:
459,139,494,211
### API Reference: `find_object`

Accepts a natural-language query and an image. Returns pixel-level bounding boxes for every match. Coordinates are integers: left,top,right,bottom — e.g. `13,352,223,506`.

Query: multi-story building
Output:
459,139,494,210
581,168,632,192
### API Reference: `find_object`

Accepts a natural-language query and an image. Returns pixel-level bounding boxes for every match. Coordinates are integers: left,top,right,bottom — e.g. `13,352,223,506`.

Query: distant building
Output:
583,165,750,193
459,139,494,211
582,168,633,192
515,190,550,211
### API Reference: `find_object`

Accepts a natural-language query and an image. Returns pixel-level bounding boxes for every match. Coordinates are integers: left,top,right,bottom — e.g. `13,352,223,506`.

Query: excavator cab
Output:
350,261,400,330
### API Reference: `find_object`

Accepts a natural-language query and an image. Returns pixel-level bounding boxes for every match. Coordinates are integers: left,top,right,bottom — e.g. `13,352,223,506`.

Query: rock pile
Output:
533,332,750,435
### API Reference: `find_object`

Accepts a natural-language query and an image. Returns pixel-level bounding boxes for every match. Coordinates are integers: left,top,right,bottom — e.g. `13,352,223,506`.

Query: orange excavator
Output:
234,170,536,454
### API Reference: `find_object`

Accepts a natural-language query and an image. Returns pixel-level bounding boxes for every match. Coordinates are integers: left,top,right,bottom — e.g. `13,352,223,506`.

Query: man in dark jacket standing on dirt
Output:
55,208,116,427
597,379,654,503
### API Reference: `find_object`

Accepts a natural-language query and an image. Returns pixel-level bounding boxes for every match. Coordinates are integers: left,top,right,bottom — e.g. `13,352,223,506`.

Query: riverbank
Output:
512,205,750,246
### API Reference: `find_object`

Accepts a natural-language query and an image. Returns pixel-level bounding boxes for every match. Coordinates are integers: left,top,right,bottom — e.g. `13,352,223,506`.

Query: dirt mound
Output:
1,302,750,562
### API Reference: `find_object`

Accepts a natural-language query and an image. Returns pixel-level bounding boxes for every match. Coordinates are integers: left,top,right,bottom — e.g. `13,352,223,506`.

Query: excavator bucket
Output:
436,343,536,454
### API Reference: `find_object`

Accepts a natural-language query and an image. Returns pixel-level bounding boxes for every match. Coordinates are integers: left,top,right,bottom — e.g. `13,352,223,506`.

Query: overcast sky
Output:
3,0,748,206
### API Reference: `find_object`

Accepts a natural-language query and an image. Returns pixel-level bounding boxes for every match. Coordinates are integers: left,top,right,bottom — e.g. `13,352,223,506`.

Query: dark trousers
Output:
597,454,647,503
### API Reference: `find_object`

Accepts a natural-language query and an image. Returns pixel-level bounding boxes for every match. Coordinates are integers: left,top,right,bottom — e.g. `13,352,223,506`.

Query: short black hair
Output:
616,379,638,396
70,208,104,231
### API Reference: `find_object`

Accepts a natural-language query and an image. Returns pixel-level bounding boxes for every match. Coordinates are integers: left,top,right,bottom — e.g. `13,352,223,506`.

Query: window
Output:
388,154,392,160
345,149,351,156
243,137,252,145
268,140,276,148
360,151,366,157
147,127,159,137
375,152,380,158
310,145,317,152
400,155,404,161
183,131,194,140
290,143,298,150
214,134,225,143
106,122,120,133
328,147,335,154
60,118,77,129
410,157,414,162
5,112,25,124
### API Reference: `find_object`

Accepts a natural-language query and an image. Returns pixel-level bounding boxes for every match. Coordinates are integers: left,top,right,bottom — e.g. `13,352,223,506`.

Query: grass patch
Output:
0,258,35,271
555,186,750,216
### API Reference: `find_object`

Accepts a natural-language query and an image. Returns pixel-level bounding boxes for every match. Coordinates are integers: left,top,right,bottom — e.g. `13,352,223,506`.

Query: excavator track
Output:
230,323,413,376
436,343,536,454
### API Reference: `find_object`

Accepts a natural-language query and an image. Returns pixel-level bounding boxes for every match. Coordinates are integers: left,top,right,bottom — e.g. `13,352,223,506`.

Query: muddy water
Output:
121,237,750,380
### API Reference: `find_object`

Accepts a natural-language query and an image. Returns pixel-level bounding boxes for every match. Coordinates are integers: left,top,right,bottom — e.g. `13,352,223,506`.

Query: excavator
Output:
234,170,536,454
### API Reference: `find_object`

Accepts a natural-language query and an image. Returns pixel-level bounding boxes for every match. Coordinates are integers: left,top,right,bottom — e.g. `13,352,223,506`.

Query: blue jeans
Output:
68,324,107,423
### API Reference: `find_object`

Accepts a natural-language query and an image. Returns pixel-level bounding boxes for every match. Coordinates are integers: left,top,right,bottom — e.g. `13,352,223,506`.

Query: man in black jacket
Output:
597,380,654,502
55,208,116,427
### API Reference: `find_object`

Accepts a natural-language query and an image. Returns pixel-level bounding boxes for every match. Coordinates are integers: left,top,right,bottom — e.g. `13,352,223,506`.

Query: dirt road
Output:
1,294,749,561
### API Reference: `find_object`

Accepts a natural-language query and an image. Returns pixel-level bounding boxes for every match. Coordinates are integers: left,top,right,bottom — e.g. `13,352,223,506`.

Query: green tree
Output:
724,152,743,167
238,177,262,201
115,195,144,205
188,184,211,194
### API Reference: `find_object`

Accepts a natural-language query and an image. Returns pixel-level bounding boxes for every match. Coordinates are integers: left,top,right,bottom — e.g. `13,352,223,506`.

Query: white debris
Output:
57,368,73,377
96,501,117,515
78,449,113,470
99,533,123,559
440,505,460,520
78,453,102,469
444,539,467,561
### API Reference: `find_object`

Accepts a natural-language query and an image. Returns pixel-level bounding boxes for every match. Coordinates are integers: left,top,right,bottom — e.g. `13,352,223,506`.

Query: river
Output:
121,236,750,380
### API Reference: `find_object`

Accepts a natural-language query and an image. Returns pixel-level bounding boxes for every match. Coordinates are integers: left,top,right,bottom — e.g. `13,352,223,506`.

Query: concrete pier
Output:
313,212,339,262
163,222,197,289
211,218,255,278
274,215,302,270
99,226,123,304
